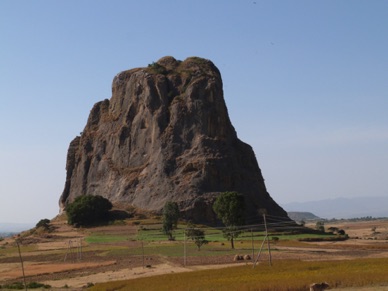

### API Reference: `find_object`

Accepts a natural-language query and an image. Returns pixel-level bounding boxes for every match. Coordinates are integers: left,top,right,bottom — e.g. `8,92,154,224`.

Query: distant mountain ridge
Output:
287,212,320,221
0,223,34,234
282,196,388,219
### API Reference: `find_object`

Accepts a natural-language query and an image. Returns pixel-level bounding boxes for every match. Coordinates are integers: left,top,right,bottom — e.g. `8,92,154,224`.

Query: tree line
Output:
64,191,246,249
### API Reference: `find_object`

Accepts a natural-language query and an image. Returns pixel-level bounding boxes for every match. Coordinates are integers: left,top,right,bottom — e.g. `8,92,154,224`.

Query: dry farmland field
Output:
1,215,388,290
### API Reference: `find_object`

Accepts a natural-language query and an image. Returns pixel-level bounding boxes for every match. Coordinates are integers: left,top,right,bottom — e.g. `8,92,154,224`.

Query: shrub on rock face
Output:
66,195,112,227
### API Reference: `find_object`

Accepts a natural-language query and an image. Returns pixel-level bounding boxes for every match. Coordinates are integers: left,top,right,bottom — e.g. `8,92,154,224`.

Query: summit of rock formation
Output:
59,56,290,223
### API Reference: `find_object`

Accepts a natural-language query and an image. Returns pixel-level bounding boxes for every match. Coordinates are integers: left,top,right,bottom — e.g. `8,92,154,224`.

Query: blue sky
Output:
1,0,387,223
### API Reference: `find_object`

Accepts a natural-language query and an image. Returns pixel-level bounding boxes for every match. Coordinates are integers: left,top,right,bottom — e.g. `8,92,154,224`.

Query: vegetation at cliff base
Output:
162,201,180,240
213,191,245,249
66,195,112,227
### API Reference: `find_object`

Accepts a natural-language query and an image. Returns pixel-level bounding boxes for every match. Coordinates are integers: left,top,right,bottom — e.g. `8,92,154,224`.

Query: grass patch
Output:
136,225,340,248
90,258,388,291
0,281,51,289
103,240,259,258
0,244,37,256
85,234,131,244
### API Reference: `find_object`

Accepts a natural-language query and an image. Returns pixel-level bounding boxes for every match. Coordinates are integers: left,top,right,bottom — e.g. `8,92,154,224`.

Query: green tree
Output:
185,223,208,251
316,221,325,232
212,191,245,249
66,195,112,227
162,201,180,240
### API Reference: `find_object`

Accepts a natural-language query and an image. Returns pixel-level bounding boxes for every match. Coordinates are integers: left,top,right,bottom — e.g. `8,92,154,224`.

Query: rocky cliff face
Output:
59,56,289,223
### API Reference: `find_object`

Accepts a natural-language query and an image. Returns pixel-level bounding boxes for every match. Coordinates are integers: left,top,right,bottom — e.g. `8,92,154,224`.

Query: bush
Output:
66,195,112,227
298,235,348,242
338,229,346,235
26,282,51,289
1,282,24,289
147,62,167,75
36,219,50,229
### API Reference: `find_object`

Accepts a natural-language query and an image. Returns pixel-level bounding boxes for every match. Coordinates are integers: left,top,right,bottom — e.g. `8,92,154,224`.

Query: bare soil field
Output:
1,218,387,290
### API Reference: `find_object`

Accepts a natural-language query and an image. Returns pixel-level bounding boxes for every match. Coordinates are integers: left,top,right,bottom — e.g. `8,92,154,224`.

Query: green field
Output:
85,234,132,243
82,224,339,260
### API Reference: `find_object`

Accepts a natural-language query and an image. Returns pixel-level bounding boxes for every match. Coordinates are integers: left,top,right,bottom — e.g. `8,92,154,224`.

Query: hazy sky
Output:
1,1,387,223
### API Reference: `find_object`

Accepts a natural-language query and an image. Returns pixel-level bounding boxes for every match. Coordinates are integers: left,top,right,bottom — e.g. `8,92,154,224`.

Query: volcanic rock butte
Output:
59,56,290,223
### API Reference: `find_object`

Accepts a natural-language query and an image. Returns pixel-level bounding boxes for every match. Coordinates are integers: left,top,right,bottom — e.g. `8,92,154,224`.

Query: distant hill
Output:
287,212,320,222
282,196,388,219
0,223,34,234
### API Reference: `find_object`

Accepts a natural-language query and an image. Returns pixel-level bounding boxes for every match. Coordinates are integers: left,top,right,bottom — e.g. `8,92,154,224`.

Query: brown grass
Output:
90,258,388,291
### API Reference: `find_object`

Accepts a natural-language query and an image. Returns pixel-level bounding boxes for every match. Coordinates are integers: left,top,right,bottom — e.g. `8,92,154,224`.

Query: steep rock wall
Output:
59,56,289,223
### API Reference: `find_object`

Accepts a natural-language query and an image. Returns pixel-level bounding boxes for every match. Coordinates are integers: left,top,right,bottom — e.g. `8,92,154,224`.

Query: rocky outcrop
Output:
59,56,290,223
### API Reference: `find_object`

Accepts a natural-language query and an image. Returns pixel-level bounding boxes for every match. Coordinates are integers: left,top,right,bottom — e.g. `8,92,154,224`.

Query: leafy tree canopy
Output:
185,223,208,251
213,191,245,227
162,201,180,240
66,195,112,227
212,191,245,249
